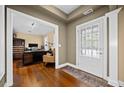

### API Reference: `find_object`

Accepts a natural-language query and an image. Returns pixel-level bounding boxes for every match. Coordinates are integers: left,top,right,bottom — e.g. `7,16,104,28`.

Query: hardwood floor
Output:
13,60,90,87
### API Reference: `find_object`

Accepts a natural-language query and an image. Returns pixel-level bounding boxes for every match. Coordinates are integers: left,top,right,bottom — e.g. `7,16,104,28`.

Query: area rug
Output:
61,66,110,87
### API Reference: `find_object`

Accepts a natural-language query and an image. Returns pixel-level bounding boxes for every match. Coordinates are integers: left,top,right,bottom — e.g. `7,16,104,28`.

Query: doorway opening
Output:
6,8,59,86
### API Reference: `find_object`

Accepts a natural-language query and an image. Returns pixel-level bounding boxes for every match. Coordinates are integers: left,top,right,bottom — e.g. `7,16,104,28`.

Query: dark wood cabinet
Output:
13,38,25,46
23,53,33,65
13,38,25,60
13,46,24,59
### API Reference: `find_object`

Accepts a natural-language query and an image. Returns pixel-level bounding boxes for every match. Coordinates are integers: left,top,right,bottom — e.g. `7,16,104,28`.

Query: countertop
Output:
24,49,48,53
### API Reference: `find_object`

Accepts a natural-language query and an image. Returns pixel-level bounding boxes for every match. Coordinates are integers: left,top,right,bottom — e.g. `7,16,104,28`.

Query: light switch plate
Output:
59,44,61,47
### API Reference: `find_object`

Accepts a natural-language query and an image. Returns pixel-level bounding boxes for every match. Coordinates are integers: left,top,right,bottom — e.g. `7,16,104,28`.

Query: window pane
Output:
80,23,100,58
81,29,86,48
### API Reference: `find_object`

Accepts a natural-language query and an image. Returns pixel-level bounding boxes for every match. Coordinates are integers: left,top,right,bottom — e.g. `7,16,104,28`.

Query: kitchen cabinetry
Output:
13,38,25,59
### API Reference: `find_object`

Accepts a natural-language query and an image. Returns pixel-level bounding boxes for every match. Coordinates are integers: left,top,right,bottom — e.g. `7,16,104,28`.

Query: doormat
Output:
61,66,111,87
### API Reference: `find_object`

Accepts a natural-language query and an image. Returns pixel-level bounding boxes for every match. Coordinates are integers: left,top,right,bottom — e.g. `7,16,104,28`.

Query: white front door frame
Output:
6,8,59,86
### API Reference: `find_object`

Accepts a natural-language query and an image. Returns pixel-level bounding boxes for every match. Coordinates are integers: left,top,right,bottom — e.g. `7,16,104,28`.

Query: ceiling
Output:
13,12,55,36
39,5,104,22
54,5,80,14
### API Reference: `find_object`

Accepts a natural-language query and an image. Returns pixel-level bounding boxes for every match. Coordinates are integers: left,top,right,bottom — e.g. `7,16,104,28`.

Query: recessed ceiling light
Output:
83,9,93,15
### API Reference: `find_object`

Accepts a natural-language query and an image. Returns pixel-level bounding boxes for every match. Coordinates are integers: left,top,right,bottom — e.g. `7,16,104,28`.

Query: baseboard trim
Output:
56,63,69,69
108,79,119,87
4,81,13,87
66,63,78,68
119,81,124,87
56,63,77,69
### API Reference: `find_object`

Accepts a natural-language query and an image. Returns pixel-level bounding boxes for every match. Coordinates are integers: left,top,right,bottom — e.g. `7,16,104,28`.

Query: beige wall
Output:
47,31,54,44
7,5,67,65
16,32,43,49
118,7,124,82
66,6,109,65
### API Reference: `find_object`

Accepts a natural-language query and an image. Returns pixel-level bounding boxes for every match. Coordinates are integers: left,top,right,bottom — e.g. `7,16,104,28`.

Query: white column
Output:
105,8,122,86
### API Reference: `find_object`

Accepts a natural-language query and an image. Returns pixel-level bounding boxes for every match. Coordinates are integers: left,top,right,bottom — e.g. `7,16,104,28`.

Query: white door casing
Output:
76,16,105,78
0,5,5,81
6,8,14,86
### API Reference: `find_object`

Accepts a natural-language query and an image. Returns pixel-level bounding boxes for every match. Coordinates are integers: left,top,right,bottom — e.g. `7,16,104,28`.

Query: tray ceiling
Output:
54,5,80,14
